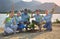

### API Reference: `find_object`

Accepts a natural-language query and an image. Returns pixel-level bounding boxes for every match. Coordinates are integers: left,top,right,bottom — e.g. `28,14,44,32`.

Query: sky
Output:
12,0,60,6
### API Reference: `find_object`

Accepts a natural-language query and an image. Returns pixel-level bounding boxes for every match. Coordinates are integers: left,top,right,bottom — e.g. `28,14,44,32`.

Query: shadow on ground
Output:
0,30,50,39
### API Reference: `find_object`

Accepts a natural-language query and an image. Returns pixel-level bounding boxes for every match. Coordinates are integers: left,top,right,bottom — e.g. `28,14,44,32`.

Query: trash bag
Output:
18,23,26,29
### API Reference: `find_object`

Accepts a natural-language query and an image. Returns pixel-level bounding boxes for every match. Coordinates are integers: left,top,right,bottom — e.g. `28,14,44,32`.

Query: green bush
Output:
56,19,60,23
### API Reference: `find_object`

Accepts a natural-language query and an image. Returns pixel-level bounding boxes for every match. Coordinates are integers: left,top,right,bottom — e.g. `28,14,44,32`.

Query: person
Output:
14,11,27,32
43,5,57,31
43,10,52,31
9,11,18,34
13,11,21,25
4,13,14,35
31,10,43,31
21,9,30,31
4,9,18,35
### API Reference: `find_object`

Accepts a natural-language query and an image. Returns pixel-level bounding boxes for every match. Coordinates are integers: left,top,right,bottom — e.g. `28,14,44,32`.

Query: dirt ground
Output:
0,24,60,39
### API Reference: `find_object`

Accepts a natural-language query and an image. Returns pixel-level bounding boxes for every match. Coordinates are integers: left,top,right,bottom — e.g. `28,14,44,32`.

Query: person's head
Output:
45,9,49,15
24,9,28,14
10,10,14,14
35,10,40,15
17,11,21,17
9,10,14,18
9,13,14,18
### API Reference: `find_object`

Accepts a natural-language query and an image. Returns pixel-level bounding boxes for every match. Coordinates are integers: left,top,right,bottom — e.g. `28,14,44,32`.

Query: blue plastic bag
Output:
18,24,26,29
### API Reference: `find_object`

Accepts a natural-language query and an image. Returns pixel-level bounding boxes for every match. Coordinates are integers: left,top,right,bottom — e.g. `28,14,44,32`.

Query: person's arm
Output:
31,12,34,18
12,18,16,25
40,16,46,24
3,18,7,24
3,20,6,24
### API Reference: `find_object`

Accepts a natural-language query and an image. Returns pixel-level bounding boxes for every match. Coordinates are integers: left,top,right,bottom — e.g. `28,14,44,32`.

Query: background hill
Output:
0,0,60,13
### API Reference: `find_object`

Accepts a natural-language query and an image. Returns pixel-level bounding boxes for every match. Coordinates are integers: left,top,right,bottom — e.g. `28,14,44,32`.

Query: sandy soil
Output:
33,26,60,39
0,24,60,39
